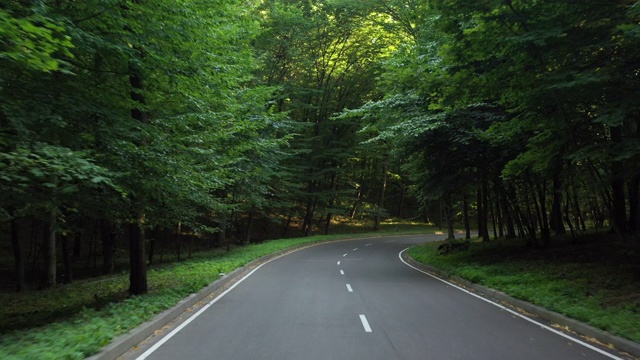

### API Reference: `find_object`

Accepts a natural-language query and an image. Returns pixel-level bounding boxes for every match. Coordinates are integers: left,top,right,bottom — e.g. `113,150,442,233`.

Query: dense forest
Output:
1,0,639,295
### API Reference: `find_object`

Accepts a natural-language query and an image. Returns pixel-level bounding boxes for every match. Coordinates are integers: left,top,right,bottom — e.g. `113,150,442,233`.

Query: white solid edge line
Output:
398,248,623,360
135,256,280,360
359,314,372,332
346,284,353,292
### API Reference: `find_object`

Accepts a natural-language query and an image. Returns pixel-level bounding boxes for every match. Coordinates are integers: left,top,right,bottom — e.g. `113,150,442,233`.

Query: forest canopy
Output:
1,0,639,293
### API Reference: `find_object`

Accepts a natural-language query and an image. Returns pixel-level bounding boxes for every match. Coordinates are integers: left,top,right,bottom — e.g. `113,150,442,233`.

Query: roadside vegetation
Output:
0,221,435,360
408,234,640,343
2,0,640,358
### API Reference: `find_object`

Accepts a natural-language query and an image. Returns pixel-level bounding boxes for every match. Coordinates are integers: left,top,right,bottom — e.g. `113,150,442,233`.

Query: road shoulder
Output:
401,251,640,360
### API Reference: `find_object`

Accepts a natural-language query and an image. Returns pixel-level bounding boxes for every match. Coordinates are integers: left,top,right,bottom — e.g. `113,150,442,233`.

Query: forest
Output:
1,0,639,298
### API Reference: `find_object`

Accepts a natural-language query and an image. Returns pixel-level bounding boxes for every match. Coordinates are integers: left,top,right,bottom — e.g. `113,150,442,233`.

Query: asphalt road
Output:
127,234,625,360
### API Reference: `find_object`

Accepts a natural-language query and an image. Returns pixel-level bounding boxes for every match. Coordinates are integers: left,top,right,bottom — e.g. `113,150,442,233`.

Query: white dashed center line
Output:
365,243,372,246
343,253,348,257
359,315,372,332
353,248,358,251
346,284,353,292
337,261,341,265
340,270,344,275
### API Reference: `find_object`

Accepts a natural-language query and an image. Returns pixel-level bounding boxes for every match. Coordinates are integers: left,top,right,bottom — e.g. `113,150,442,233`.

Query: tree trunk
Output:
508,194,526,240
374,155,389,232
61,233,72,284
537,181,551,247
325,172,337,235
550,176,565,235
73,230,82,259
11,217,25,292
177,222,182,261
444,195,455,240
128,38,148,294
245,211,254,244
563,189,578,241
188,227,194,258
302,180,316,236
324,212,332,235
628,173,640,232
101,221,115,275
282,213,292,237
128,217,147,295
501,189,516,238
482,175,490,241
463,195,471,239
397,182,405,217
495,192,504,238
478,177,490,242
523,187,539,247
350,158,365,219
610,126,627,234
220,221,229,252
489,193,498,240
477,188,484,239
303,196,318,237
42,208,57,288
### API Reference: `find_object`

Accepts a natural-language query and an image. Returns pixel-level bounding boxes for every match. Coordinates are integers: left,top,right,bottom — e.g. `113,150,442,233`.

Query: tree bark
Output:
478,175,490,242
444,195,455,240
177,222,182,261
500,188,516,238
489,193,498,240
610,126,627,234
628,173,640,232
325,171,337,235
282,213,292,237
550,176,566,235
128,38,148,294
61,233,72,284
463,195,471,239
101,220,115,274
536,181,551,247
302,180,316,236
374,154,389,232
128,216,147,295
304,196,317,237
11,216,25,292
245,211,254,244
42,208,57,288
397,182,406,218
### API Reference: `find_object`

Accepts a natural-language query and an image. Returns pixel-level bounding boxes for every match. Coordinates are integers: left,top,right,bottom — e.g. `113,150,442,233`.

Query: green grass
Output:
408,237,640,343
0,220,436,359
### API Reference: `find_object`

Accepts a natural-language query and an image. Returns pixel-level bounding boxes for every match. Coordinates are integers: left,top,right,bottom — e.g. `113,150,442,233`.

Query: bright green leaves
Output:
0,6,73,72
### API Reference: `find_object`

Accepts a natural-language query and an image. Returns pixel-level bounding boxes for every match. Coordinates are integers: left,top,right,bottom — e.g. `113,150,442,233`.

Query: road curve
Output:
124,234,627,360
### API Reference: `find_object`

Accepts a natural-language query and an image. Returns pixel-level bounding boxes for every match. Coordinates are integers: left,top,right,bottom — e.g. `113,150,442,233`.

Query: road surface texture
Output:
125,234,629,360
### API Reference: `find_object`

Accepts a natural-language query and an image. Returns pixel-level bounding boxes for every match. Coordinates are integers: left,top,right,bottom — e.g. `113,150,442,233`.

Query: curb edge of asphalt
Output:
401,252,640,359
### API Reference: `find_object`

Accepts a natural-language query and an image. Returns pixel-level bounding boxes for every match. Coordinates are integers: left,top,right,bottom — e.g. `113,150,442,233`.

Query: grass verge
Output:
0,221,435,360
408,237,640,343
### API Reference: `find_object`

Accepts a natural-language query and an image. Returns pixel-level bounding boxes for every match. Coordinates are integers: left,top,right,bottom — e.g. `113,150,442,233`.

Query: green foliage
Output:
0,5,73,72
